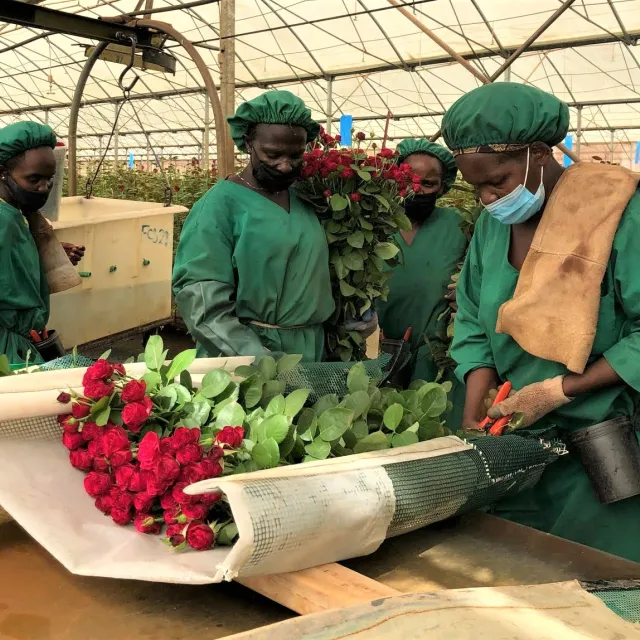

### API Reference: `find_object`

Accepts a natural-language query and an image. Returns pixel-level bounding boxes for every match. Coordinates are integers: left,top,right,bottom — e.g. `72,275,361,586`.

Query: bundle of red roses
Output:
295,129,413,361
58,350,243,551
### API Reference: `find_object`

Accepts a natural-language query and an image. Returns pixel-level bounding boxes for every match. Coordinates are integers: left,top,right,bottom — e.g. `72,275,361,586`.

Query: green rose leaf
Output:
261,414,290,444
343,252,364,271
341,390,371,419
330,193,349,211
304,438,331,460
421,385,448,417
165,349,197,382
392,430,419,448
347,231,365,249
144,335,164,371
354,431,390,453
418,418,445,440
265,394,286,416
318,407,354,442
339,280,356,296
200,369,232,399
383,403,404,431
252,438,280,469
297,408,318,442
95,406,111,427
188,401,211,427
351,420,369,440
244,381,264,409
257,356,277,381
347,361,369,393
314,394,339,415
374,242,400,260
284,389,310,417
215,401,246,429
441,380,453,393
276,354,303,375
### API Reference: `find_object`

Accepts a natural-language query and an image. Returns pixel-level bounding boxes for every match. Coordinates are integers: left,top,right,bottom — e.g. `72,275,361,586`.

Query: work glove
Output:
486,376,572,429
345,310,378,340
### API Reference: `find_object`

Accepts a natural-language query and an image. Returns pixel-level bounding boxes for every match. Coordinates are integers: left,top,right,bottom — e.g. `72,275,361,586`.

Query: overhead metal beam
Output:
0,0,155,47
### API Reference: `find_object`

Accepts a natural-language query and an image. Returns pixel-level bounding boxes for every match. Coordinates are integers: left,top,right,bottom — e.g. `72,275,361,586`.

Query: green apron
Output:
378,206,468,430
451,192,640,562
173,180,334,362
0,201,48,365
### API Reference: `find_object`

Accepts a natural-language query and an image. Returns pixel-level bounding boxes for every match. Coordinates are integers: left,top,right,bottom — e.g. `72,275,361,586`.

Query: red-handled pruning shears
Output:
479,381,512,436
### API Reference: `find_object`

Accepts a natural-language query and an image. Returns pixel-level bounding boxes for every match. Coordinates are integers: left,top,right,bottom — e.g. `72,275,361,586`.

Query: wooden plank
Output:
236,563,400,616
225,581,640,640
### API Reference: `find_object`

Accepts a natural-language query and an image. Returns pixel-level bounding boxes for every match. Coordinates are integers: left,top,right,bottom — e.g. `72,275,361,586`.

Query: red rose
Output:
69,448,92,471
341,167,355,179
122,397,153,431
171,427,200,451
200,491,222,507
137,432,161,470
63,431,86,451
132,491,155,513
57,392,71,404
166,523,183,538
200,458,223,479
103,426,130,457
154,454,180,484
113,363,126,376
160,491,178,511
399,163,411,172
208,446,224,461
114,464,135,489
145,473,171,498
83,360,114,384
399,189,407,198
181,503,209,521
174,185,180,192
58,414,78,434
186,521,215,551
176,443,202,466
349,193,361,202
379,148,394,159
129,469,147,493
215,426,244,449
111,508,132,526
82,422,101,441
164,507,181,524
179,462,207,485
335,134,342,142
172,482,196,506
325,161,338,172
121,380,146,404
93,457,109,472
84,380,114,400
110,488,133,512
134,513,160,535
72,402,91,419
356,132,366,141
95,494,113,514
110,449,133,468
84,471,113,498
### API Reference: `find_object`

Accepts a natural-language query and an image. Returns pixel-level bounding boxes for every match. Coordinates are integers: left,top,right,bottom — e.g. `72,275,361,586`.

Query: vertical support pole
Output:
576,105,582,160
610,129,615,164
146,143,151,171
219,0,236,175
44,109,49,125
114,103,119,167
203,92,211,170
326,77,334,135
503,67,511,82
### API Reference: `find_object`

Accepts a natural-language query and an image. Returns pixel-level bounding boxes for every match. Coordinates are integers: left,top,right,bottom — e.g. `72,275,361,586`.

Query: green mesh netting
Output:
38,355,95,370
280,354,392,402
583,583,640,624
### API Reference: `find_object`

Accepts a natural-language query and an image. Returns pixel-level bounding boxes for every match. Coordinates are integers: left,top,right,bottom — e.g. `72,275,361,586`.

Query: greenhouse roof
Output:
1,0,640,160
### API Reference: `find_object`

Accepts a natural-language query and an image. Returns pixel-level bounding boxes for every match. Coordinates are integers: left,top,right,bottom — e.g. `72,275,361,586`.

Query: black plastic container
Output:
34,330,66,362
569,417,640,504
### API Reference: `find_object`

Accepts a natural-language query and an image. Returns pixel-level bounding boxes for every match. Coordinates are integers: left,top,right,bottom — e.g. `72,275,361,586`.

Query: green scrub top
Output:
378,206,468,430
0,200,48,365
172,180,334,362
452,192,640,562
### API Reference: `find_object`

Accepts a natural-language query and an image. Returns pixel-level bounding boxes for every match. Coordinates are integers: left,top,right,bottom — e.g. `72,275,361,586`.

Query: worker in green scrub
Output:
173,91,335,361
377,139,467,428
0,121,83,365
442,82,640,562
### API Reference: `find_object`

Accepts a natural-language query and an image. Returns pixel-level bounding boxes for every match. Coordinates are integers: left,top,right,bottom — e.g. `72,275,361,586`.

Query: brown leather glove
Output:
486,376,572,429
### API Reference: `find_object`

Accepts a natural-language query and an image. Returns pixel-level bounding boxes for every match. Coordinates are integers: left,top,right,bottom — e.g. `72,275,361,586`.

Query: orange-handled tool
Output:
30,330,42,343
479,381,512,435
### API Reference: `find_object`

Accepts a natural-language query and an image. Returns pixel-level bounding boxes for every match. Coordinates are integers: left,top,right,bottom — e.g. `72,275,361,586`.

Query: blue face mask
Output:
483,148,545,225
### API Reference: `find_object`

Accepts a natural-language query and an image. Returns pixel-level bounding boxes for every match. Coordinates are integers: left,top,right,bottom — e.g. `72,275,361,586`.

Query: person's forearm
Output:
462,367,499,428
562,357,623,398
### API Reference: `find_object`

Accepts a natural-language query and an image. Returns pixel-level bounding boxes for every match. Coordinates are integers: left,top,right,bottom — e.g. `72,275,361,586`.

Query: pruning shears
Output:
479,381,512,436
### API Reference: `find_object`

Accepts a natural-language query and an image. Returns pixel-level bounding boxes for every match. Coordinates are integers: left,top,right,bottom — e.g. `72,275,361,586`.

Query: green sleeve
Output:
603,191,640,391
172,188,268,358
450,214,495,382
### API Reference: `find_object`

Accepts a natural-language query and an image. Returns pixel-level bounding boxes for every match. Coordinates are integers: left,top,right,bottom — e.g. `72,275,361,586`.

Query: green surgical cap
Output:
397,139,457,192
228,90,320,152
442,83,569,155
0,121,56,165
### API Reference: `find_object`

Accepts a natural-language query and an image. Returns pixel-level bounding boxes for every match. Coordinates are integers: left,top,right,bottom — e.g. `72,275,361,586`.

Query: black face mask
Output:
3,174,51,213
404,192,438,223
248,145,301,193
